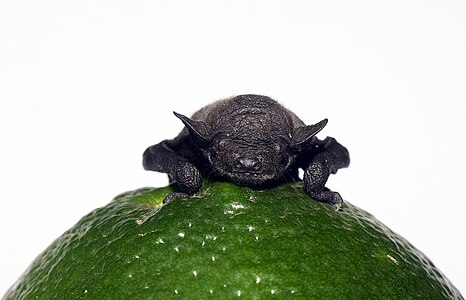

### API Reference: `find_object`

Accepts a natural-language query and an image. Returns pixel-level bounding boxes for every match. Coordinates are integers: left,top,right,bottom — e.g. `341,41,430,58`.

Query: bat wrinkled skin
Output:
143,94,349,210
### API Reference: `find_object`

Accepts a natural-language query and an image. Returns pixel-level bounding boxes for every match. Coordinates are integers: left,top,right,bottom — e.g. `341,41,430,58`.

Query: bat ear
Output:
290,118,328,152
174,112,211,147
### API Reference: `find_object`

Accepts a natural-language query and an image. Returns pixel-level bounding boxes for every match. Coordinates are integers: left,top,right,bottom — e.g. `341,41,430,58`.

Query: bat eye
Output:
218,139,228,149
280,156,289,166
206,145,218,160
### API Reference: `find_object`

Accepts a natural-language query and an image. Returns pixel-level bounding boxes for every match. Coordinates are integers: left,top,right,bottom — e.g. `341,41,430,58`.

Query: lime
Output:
3,181,463,299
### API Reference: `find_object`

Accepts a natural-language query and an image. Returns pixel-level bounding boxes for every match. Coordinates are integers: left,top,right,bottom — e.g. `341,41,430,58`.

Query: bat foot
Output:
306,189,344,211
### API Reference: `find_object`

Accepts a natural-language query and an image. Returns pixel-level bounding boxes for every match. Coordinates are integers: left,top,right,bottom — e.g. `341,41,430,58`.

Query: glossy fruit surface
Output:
4,182,463,299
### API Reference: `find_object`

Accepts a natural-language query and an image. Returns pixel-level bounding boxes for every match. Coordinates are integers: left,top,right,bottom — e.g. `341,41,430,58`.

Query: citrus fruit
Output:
3,181,463,299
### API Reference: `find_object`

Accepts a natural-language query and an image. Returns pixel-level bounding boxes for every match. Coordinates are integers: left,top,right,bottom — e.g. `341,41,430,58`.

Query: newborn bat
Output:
143,94,349,209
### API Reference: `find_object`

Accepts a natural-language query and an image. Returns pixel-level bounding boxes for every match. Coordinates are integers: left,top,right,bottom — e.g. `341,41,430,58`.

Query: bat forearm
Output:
301,137,349,210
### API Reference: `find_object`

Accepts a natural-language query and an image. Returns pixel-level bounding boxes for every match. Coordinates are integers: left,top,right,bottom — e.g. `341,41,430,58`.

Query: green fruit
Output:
3,181,463,299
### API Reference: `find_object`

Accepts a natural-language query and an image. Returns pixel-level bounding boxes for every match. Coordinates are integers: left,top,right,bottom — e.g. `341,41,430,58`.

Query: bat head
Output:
174,103,327,187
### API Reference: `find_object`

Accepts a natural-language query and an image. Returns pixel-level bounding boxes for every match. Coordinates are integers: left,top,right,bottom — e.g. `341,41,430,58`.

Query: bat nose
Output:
235,156,261,172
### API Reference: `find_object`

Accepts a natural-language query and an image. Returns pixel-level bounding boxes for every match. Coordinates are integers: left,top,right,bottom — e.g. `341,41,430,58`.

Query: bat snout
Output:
234,156,262,173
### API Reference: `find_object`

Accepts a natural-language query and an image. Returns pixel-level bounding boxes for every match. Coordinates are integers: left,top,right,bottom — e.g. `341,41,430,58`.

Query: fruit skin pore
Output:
3,182,463,299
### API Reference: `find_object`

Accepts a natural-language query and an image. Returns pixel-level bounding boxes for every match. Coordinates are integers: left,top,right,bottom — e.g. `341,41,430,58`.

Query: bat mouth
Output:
231,170,263,175
225,171,277,187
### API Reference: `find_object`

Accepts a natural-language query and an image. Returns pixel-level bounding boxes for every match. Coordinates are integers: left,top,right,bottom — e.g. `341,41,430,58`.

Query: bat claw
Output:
329,192,344,211
305,189,344,211
333,201,343,211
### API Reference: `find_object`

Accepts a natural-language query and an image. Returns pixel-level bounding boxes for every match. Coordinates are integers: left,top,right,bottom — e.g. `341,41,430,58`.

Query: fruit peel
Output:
4,181,463,299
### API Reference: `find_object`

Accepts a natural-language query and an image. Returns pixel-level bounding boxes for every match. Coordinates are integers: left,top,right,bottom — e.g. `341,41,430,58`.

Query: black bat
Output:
143,94,350,210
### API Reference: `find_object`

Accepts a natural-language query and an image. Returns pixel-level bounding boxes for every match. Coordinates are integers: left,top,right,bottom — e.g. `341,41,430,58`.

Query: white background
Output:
1,0,465,296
